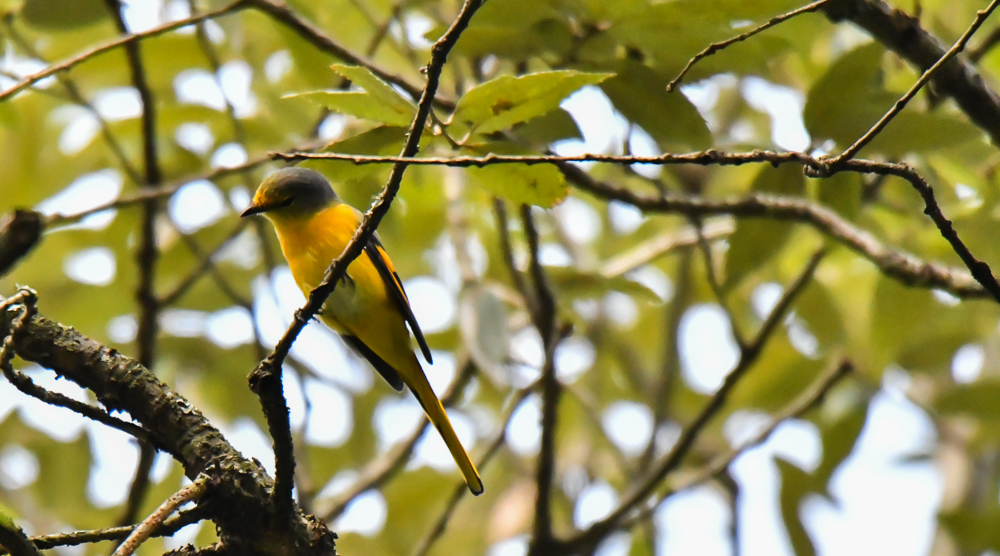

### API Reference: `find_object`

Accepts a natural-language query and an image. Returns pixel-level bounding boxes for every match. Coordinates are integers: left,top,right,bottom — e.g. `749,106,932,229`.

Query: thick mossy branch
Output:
0,299,337,556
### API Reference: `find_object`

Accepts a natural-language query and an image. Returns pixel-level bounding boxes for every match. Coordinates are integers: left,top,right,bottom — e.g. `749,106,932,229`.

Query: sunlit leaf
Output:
452,71,612,135
466,162,568,208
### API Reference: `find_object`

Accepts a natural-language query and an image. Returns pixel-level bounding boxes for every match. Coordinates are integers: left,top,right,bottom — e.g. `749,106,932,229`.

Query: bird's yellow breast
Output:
267,203,388,323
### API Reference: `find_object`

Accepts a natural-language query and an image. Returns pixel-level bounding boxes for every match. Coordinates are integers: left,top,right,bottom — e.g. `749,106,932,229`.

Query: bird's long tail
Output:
407,363,484,495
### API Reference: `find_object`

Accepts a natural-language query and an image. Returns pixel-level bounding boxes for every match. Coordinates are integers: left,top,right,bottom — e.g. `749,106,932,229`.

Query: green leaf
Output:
600,59,712,151
941,509,1000,552
935,382,1000,420
466,163,568,208
21,0,108,29
285,91,414,126
452,71,612,135
804,43,983,157
513,108,583,145
284,64,416,126
548,267,660,302
724,164,804,288
776,459,818,556
330,64,417,117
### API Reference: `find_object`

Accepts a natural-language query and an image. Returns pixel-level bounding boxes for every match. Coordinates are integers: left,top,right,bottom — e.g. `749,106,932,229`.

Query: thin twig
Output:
566,248,827,552
521,206,562,556
111,475,209,556
103,0,165,527
829,0,1000,163
0,509,204,555
45,148,285,226
247,0,453,108
666,0,833,91
493,199,537,316
1,366,152,443
0,0,248,103
621,359,854,530
40,147,997,300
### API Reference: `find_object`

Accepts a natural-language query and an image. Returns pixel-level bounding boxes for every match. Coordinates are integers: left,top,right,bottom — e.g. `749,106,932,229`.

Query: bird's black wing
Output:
364,236,433,364
341,335,404,391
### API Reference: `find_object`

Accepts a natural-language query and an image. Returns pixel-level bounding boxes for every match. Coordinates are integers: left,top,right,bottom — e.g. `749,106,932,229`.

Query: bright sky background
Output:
0,1,969,555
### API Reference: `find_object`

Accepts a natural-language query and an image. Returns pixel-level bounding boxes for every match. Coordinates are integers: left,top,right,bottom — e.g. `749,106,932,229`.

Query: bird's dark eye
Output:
276,196,295,209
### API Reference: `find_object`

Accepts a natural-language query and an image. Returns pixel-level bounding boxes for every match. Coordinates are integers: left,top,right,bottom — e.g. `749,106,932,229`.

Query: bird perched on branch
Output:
242,167,483,496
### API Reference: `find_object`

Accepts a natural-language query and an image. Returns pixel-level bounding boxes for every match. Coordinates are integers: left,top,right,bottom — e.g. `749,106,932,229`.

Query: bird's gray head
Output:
241,167,338,219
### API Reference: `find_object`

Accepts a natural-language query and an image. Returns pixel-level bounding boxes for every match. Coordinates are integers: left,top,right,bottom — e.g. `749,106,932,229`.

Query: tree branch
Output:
521,206,563,556
103,0,166,527
0,210,43,278
0,0,249,104
111,475,209,556
0,508,206,554
566,248,826,552
829,0,1000,163
0,291,337,555
667,0,835,92
823,0,1000,145
621,359,854,531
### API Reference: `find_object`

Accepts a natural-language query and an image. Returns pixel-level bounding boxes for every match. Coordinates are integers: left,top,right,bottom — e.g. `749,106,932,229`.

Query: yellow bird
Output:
242,167,483,496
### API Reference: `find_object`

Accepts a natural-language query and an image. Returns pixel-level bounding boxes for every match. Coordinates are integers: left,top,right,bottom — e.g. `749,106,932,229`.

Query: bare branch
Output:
0,508,206,554
667,0,835,92
112,475,209,556
622,359,854,530
101,0,167,527
0,0,248,104
829,0,1000,163
0,291,337,553
566,249,826,552
0,210,43,278
823,0,1000,145
521,206,563,556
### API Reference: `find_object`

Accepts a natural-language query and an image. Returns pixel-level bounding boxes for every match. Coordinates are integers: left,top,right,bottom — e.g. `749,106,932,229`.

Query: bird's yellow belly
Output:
271,208,388,331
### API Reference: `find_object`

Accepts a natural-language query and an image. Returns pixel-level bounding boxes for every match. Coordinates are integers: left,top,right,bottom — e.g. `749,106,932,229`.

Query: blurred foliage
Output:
0,0,999,554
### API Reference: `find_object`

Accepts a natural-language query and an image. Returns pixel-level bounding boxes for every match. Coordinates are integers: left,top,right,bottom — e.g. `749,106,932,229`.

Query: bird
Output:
241,167,483,496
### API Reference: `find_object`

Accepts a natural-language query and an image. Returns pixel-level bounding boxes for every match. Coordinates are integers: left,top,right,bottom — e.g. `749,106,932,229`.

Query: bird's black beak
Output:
241,197,294,218
240,203,267,218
